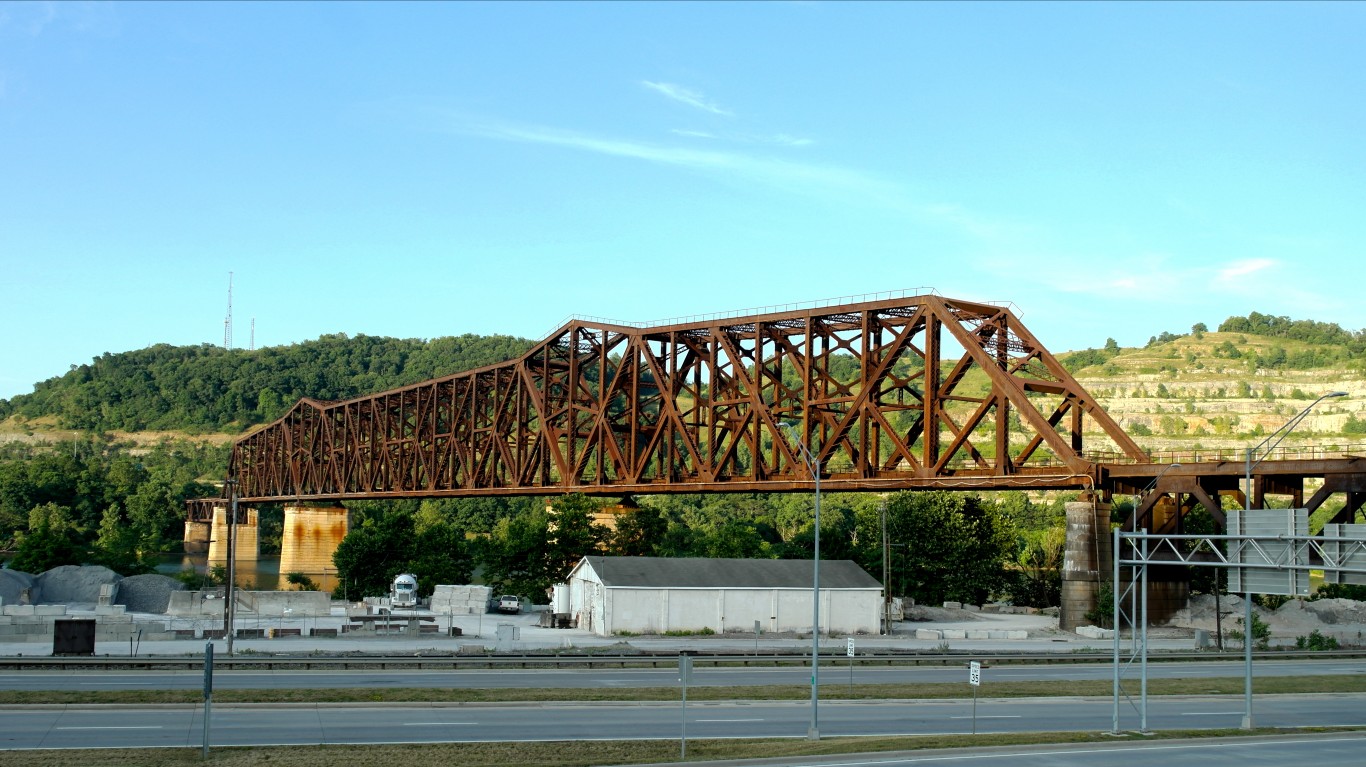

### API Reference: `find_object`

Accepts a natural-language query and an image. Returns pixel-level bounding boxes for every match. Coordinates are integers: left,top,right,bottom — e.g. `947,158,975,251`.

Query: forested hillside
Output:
0,333,534,433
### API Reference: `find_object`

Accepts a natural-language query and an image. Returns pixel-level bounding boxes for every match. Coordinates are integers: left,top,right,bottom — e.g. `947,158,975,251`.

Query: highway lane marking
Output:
1182,711,1241,715
695,718,765,723
55,726,162,730
947,715,1020,719
402,722,479,726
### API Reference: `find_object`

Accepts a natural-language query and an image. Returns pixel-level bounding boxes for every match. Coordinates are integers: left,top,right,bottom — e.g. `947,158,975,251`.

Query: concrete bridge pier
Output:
1059,499,1112,632
207,504,259,565
182,519,210,553
279,505,350,591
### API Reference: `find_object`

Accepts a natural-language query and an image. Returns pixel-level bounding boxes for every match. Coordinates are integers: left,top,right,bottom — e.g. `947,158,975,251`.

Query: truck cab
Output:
497,595,521,614
391,573,418,609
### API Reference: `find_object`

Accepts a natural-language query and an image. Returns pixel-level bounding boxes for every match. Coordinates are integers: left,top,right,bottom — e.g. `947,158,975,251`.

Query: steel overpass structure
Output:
223,291,1366,530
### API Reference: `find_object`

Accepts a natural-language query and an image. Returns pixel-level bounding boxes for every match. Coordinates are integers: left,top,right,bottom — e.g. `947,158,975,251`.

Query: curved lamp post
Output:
778,422,821,741
1239,390,1346,728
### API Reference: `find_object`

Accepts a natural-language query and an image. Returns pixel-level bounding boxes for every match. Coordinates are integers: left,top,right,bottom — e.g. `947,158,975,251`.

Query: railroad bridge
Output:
200,292,1366,626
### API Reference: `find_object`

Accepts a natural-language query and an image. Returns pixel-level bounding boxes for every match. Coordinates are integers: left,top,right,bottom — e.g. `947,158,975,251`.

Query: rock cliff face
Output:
1065,331,1366,457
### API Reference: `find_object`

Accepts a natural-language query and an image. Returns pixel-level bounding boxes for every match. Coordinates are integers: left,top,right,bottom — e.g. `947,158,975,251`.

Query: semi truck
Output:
391,573,418,608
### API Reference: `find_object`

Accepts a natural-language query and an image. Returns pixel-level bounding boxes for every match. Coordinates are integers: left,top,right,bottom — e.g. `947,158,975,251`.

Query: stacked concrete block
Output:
1076,625,1114,639
430,584,492,615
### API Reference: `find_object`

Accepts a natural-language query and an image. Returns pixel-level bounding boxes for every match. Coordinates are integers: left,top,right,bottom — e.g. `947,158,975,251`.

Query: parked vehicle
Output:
391,573,418,608
497,595,521,614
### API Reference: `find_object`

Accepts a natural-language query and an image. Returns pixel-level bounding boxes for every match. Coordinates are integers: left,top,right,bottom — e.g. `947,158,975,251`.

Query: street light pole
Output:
223,479,239,657
1239,390,1346,729
779,422,821,741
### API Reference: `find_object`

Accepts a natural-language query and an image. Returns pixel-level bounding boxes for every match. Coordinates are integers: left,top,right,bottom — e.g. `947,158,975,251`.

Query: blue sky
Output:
2,1,1364,401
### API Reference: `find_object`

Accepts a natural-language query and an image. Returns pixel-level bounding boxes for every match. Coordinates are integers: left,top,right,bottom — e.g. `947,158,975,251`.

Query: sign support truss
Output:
1110,525,1366,735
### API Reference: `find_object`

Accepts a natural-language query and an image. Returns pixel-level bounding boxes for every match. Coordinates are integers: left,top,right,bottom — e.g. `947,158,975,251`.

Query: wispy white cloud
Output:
1216,258,1275,281
670,128,717,139
641,81,732,116
670,128,814,148
0,1,119,39
451,117,910,209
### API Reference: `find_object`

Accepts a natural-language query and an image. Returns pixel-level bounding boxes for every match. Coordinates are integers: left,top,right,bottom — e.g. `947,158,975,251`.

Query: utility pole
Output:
881,496,890,635
223,480,238,656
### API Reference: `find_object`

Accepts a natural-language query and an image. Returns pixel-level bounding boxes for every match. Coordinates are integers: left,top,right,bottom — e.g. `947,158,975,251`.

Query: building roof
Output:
574,556,881,590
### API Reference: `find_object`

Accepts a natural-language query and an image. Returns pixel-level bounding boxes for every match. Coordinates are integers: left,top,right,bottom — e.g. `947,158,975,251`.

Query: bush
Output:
1229,612,1270,650
1310,583,1366,601
286,571,320,591
1254,593,1290,610
1085,582,1114,628
1295,629,1339,651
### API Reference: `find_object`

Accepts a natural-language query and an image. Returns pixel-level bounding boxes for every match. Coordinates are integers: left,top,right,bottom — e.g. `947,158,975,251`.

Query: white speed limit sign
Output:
969,660,981,687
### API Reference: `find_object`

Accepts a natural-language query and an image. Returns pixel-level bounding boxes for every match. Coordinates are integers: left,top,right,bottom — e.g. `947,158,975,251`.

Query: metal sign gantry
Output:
1111,519,1366,734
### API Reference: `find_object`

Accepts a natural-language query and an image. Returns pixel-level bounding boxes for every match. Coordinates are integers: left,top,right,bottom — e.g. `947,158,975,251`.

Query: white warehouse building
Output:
564,556,882,637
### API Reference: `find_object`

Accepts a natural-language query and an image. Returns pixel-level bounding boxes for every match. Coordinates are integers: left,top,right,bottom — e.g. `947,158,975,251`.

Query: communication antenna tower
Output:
224,272,234,350
250,317,256,351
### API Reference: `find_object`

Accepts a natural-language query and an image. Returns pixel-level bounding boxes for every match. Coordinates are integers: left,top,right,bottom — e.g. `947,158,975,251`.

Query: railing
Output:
541,287,951,338
1090,442,1366,466
3,649,1363,672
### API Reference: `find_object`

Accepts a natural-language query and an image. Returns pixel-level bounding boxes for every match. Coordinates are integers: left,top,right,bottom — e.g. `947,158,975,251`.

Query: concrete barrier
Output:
1076,625,1114,639
915,629,943,640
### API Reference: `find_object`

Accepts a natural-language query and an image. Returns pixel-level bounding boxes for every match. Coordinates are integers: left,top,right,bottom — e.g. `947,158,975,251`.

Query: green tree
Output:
608,506,667,556
480,506,555,597
332,517,411,598
1009,526,1064,607
409,521,474,594
884,491,1014,605
10,503,88,573
546,495,610,583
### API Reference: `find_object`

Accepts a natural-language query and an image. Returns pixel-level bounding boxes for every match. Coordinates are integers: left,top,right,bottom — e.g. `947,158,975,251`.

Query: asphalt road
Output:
1,658,1361,692
701,735,1366,767
3,694,1365,750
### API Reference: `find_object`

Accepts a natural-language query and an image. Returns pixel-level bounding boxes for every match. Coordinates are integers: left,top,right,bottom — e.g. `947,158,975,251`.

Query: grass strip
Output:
2,675,1364,706
0,728,1359,767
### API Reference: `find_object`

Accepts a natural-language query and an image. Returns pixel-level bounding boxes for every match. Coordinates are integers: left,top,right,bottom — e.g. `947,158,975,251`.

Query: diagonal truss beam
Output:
228,294,1150,501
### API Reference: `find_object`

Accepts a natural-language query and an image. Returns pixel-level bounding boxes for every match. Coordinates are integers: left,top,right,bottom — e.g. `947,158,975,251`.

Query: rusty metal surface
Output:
227,294,1149,502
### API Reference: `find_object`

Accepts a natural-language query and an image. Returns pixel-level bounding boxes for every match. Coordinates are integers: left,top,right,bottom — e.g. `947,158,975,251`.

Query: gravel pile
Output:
114,573,186,614
1164,593,1366,641
0,569,36,605
1274,597,1366,628
32,565,121,604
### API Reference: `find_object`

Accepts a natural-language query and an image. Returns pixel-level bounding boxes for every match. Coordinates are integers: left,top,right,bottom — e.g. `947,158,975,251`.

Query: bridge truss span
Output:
229,294,1148,502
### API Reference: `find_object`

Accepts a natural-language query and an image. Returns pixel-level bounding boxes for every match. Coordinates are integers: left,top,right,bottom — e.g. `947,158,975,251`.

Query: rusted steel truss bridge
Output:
225,292,1366,531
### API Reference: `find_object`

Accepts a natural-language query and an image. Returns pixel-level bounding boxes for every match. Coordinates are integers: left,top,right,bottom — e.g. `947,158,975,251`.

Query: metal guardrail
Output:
2,649,1363,672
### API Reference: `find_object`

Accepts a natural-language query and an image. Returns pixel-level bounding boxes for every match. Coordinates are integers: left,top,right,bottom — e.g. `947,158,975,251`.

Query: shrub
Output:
286,572,320,591
1085,582,1114,628
1294,630,1339,651
1310,583,1366,601
1229,612,1270,650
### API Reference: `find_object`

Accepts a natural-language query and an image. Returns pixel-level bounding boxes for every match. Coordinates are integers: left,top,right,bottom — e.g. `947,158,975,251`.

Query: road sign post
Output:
679,652,692,759
847,637,855,694
202,642,213,758
968,660,981,735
